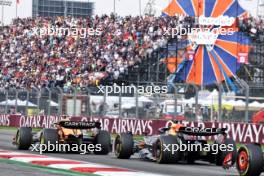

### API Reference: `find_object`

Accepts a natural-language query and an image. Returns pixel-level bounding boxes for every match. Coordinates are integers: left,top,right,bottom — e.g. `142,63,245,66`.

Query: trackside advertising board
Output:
0,115,263,144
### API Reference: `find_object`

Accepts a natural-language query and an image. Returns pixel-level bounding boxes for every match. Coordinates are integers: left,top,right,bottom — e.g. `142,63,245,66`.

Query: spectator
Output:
0,15,173,90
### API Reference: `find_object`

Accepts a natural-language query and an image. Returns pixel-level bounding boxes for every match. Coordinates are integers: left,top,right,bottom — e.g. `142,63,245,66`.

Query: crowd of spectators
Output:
0,15,183,91
237,16,264,87
238,16,264,41
0,14,263,92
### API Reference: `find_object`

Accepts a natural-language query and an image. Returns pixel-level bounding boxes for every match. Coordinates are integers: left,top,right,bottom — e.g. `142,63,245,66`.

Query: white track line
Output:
49,163,112,169
94,171,166,176
10,157,69,162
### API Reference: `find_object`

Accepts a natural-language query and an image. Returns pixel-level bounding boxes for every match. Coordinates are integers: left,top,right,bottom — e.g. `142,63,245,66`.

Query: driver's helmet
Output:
55,115,70,126
168,120,184,135
60,115,70,121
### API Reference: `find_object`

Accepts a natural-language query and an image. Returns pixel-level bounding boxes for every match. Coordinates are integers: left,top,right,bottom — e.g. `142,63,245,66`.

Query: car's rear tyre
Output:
215,138,237,166
236,144,263,176
154,135,180,164
16,127,32,150
40,128,59,153
94,130,111,155
186,151,197,164
114,133,134,159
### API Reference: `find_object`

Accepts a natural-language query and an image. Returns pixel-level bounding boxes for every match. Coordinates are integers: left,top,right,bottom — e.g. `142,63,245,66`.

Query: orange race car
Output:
13,120,111,155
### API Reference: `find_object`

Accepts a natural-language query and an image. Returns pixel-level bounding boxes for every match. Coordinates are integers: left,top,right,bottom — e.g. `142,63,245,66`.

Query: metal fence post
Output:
46,87,51,117
15,89,18,113
56,87,63,116
119,90,122,118
244,83,249,122
156,52,160,82
73,87,77,116
218,84,223,122
174,85,178,116
5,90,8,114
38,89,41,116
26,90,29,116
135,84,139,119
136,72,140,119
87,91,91,116
103,87,106,106
192,84,199,121
32,87,40,116
239,79,250,122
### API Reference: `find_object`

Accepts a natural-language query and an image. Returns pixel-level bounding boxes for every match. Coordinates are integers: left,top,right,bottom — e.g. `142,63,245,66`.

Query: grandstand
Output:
0,15,168,91
119,15,264,98
0,0,264,121
0,14,264,95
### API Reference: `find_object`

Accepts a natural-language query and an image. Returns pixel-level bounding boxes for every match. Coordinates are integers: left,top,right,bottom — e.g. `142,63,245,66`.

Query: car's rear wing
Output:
178,127,226,136
58,121,101,129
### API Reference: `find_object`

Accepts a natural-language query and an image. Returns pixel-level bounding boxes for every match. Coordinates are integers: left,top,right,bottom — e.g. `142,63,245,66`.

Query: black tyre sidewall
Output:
236,144,263,176
40,128,59,152
16,127,32,150
114,133,134,159
155,135,180,164
94,130,111,155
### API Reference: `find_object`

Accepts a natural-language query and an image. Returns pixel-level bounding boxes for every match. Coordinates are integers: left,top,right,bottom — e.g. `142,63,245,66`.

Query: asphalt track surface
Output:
0,129,262,176
0,161,66,176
